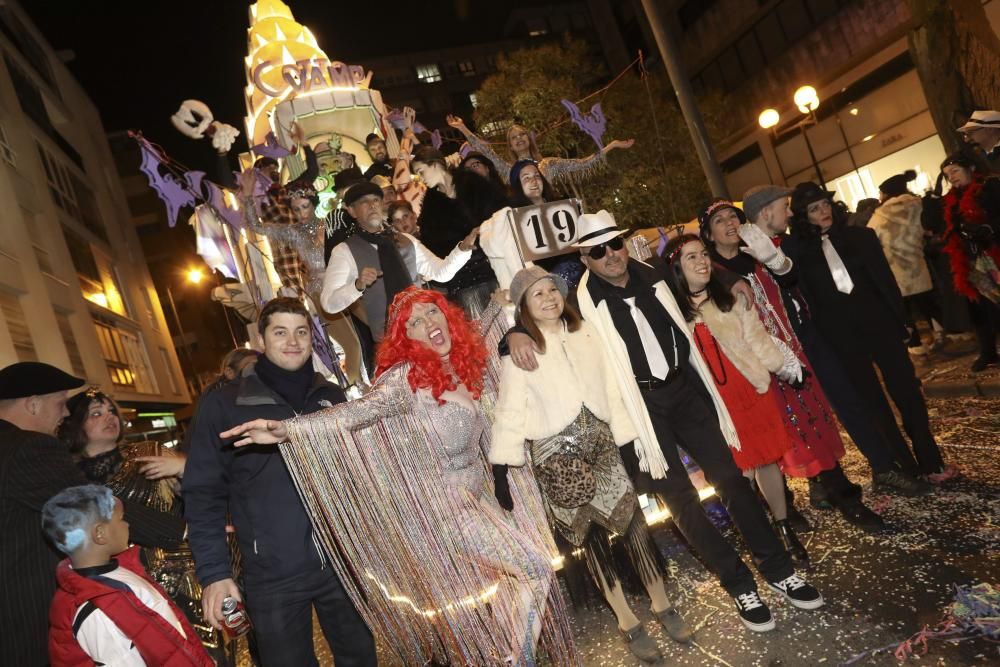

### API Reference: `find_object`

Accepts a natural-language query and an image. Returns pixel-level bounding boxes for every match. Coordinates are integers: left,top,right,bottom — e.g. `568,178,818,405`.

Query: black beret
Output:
0,362,85,399
342,180,384,206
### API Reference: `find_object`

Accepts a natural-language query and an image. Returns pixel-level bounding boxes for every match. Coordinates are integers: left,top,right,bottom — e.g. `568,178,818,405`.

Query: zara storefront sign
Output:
252,59,370,97
508,199,584,262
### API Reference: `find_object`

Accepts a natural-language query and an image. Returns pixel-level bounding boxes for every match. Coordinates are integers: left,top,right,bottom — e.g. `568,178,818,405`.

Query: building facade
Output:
0,2,191,422
663,0,1000,206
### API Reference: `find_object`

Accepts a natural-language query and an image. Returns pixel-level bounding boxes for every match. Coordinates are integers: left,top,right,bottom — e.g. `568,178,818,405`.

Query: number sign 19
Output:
508,199,583,262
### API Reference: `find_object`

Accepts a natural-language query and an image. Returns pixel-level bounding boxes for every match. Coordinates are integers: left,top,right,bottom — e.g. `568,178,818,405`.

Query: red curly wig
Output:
375,287,488,402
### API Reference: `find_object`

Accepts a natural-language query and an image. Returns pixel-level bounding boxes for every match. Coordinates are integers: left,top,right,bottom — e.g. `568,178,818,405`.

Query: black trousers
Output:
968,296,1000,359
640,372,793,597
245,566,377,667
824,317,944,476
796,321,897,474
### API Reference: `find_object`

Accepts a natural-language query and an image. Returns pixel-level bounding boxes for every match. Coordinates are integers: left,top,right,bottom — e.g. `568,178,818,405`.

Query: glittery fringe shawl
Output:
279,303,582,666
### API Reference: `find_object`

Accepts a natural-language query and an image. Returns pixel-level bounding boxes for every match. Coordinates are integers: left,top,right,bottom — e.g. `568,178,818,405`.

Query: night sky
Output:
26,0,539,164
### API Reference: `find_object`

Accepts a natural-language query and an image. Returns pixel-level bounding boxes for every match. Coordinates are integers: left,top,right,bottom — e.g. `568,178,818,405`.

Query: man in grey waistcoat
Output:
321,181,477,341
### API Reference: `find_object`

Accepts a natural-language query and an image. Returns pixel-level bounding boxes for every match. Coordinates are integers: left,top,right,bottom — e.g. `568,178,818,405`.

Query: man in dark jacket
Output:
0,362,186,665
183,297,375,666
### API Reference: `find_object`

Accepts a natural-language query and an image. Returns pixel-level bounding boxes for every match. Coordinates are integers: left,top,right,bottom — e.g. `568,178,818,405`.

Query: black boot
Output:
836,498,886,534
775,519,809,569
807,477,834,510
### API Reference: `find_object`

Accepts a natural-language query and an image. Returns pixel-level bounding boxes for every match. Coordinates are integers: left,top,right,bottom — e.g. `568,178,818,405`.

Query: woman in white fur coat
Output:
490,266,692,663
665,235,810,567
869,170,945,352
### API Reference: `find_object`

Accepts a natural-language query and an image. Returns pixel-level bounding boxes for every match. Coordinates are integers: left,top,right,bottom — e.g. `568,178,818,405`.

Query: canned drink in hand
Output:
221,596,252,638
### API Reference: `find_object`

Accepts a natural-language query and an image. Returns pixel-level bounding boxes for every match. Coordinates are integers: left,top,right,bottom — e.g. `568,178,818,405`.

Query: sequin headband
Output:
700,200,737,226
387,288,433,325
667,234,700,264
286,185,316,200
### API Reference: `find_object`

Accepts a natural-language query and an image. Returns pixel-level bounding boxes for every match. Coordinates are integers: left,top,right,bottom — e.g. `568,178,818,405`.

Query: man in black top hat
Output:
0,362,186,665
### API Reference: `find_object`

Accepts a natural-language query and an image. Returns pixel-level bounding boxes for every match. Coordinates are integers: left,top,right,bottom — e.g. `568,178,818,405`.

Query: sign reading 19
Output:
509,199,584,262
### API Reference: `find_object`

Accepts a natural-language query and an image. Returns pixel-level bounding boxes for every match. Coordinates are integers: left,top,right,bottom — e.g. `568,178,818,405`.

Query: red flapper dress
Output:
749,264,845,477
693,323,791,470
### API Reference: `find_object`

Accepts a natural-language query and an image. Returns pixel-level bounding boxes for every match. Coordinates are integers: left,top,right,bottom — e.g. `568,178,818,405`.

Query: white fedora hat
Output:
958,110,1000,132
572,210,626,248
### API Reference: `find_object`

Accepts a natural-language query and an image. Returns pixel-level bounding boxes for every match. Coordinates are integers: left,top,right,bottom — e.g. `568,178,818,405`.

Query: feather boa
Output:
942,177,1000,300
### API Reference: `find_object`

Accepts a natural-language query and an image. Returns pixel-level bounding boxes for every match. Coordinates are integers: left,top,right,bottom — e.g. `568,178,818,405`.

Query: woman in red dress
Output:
666,234,810,567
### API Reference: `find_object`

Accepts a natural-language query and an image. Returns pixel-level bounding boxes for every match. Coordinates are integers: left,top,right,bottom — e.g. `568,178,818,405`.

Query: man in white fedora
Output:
958,110,1000,164
507,209,825,634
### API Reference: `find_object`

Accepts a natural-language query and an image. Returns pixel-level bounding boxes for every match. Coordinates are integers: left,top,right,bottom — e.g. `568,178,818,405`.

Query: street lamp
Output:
759,85,825,187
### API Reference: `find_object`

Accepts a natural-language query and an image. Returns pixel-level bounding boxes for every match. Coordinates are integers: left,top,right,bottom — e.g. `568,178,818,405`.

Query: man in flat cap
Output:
0,362,186,665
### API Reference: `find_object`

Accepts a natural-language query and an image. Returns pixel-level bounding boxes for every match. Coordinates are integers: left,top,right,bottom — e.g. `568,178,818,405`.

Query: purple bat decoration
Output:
205,182,245,231
561,99,607,149
656,227,669,257
138,138,196,227
459,142,472,159
185,170,206,195
252,132,291,160
430,129,442,150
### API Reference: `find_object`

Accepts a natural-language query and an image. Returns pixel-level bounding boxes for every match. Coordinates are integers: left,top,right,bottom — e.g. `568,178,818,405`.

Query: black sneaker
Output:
767,574,824,610
873,470,933,496
733,590,775,632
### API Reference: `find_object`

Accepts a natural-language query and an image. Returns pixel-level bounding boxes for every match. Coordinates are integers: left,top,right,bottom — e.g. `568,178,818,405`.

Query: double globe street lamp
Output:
758,85,826,188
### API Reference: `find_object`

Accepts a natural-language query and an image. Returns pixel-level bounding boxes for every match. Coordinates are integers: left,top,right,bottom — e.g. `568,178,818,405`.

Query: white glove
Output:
209,122,240,154
738,223,792,275
771,336,803,384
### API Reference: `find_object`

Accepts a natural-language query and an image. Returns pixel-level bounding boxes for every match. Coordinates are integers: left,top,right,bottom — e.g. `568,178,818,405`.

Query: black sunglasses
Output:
584,237,625,260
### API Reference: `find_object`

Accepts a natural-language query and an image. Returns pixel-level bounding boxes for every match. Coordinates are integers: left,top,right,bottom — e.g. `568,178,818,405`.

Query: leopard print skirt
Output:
529,406,638,547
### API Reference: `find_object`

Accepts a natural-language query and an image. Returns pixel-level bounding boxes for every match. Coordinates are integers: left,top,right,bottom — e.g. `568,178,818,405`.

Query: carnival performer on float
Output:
446,115,634,187
490,266,692,663
220,289,581,667
58,388,226,663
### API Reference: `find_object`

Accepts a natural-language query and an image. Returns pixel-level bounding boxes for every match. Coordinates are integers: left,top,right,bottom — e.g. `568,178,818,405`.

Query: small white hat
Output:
957,110,1000,132
572,210,626,248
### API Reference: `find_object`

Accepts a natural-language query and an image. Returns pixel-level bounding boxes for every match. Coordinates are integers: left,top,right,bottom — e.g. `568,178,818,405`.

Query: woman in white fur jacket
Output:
665,235,810,568
490,266,692,663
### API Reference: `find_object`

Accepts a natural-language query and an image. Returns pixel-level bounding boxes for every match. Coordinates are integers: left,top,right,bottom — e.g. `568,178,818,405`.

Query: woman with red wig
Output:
221,289,580,666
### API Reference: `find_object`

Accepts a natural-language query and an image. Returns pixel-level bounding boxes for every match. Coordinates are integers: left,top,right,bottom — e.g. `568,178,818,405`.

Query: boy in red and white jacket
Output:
43,485,212,666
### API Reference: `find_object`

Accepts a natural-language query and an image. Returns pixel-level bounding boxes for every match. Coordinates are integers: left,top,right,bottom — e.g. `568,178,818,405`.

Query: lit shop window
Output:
416,64,442,83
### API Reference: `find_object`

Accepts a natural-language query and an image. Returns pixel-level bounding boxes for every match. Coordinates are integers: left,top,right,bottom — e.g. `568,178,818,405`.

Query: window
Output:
469,93,479,108
159,347,181,395
753,13,787,62
0,290,37,361
37,143,107,241
54,310,86,377
0,7,57,88
0,125,16,167
458,60,476,77
718,47,745,88
736,32,765,79
93,319,157,393
415,64,442,83
61,226,102,291
526,18,549,37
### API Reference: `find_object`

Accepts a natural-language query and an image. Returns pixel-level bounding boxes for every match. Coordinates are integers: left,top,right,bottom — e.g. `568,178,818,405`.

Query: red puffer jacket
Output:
49,546,213,666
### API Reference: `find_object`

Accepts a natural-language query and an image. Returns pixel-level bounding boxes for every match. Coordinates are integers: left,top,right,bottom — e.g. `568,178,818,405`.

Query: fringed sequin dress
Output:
278,305,581,667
